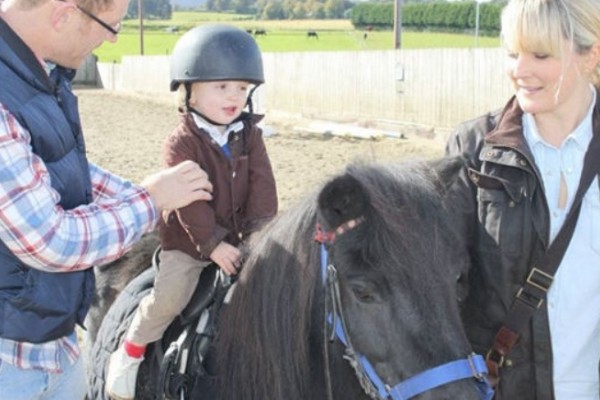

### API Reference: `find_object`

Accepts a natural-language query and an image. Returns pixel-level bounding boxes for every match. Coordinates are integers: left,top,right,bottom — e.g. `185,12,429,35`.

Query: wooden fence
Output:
77,48,513,131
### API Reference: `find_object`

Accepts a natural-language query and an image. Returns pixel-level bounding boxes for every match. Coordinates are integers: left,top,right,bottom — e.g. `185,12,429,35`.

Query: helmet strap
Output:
246,85,260,115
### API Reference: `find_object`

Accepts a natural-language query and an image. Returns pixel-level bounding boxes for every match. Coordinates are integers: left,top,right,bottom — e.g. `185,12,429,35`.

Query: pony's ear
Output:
317,174,368,230
428,155,466,195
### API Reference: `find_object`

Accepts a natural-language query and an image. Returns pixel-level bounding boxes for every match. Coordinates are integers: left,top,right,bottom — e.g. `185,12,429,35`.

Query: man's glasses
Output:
57,0,121,36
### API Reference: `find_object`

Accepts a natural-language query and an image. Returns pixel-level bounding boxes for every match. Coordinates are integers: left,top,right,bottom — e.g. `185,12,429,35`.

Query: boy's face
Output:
189,81,249,125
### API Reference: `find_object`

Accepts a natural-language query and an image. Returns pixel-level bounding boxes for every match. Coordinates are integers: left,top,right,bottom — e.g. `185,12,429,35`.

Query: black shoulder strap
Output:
485,129,600,384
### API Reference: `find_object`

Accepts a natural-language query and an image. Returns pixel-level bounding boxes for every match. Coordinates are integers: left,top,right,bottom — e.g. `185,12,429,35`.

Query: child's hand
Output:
209,242,241,275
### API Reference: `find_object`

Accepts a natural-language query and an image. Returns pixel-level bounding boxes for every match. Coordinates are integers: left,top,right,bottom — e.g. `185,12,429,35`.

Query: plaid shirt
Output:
0,102,158,371
0,333,79,372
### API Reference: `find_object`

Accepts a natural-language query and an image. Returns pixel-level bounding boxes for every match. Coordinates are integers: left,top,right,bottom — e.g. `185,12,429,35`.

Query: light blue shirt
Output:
523,88,600,400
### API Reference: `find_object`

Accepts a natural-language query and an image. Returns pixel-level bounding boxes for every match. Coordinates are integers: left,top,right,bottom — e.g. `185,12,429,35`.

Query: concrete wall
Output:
76,48,513,130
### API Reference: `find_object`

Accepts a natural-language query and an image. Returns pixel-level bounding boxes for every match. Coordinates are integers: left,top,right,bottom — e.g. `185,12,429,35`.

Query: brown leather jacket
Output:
446,94,600,399
159,112,278,260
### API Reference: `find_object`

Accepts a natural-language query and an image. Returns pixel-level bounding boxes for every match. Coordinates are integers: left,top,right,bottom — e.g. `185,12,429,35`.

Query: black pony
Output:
87,157,493,400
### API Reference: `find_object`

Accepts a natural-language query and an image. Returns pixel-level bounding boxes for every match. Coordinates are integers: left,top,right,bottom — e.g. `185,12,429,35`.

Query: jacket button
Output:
505,359,513,367
518,159,527,167
508,201,515,207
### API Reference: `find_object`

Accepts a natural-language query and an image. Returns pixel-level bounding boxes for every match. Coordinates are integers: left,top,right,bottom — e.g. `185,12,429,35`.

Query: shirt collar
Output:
44,61,56,76
523,85,596,152
191,113,244,145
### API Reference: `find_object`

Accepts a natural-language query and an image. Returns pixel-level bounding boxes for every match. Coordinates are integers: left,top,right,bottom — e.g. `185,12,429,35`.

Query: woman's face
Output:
189,81,249,126
504,41,590,117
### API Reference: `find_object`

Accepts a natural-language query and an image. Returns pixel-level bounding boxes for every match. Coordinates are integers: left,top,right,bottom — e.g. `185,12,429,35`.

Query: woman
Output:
446,0,600,398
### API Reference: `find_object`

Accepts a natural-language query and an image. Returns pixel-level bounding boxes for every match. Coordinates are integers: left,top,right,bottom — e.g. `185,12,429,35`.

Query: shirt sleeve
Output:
0,104,158,272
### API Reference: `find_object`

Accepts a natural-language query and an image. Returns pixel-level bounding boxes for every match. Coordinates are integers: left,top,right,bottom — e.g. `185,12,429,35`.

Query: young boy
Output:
106,24,278,400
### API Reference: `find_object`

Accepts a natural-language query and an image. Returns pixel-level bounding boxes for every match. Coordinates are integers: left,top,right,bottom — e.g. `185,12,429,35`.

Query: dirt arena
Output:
77,88,446,211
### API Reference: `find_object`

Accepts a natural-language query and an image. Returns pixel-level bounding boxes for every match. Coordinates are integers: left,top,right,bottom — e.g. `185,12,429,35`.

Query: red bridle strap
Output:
314,216,365,244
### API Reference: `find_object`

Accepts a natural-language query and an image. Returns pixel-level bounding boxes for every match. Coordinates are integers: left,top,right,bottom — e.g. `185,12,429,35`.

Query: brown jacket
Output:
159,112,278,260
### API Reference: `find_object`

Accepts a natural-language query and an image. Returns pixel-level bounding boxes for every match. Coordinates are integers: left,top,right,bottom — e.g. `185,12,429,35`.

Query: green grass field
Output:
94,11,501,63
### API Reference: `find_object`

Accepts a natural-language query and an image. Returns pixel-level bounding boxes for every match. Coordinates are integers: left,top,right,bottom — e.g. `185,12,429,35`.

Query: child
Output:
106,24,278,400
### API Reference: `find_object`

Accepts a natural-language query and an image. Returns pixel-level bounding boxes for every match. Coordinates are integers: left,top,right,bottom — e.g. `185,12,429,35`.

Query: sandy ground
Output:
77,88,445,211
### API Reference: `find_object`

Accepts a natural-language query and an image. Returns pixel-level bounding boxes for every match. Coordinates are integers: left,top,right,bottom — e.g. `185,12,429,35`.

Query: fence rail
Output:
76,48,512,131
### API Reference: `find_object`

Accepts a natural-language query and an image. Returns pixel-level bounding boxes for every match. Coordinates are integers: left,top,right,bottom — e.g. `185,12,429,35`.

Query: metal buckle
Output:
515,268,553,309
515,287,544,308
485,348,505,368
525,267,553,292
467,353,486,380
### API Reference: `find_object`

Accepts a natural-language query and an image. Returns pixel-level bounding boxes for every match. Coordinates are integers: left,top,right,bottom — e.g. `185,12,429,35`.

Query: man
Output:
0,0,213,398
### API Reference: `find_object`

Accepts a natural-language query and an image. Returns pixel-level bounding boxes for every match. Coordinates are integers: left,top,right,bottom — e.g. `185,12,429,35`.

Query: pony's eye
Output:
350,283,376,303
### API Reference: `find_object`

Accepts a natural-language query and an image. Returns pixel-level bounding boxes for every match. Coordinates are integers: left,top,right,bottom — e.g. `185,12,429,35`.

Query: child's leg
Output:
106,250,209,399
127,249,210,346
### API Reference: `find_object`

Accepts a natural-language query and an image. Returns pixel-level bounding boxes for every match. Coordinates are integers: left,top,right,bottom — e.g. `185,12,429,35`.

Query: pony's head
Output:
214,156,490,400
315,157,490,399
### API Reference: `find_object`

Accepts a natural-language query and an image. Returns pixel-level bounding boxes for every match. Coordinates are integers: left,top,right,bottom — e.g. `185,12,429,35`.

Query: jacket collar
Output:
486,89,600,151
485,96,526,149
0,17,54,94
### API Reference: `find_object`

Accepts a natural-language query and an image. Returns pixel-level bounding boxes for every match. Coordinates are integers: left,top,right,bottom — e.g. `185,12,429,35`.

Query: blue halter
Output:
319,243,494,400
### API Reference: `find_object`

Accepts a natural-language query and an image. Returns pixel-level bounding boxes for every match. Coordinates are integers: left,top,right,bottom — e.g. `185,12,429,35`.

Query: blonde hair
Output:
176,84,188,110
501,0,600,87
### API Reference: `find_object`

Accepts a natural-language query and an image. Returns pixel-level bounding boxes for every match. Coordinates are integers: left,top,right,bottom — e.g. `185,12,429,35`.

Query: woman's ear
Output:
584,41,600,73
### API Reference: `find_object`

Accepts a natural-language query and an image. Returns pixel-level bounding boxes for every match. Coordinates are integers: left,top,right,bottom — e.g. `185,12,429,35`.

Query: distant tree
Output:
248,0,343,20
230,0,255,13
206,0,232,12
324,0,346,18
260,1,286,19
127,0,172,19
291,1,308,18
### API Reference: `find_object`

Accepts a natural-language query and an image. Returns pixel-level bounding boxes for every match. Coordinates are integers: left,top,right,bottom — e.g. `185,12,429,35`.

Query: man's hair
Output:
78,0,114,13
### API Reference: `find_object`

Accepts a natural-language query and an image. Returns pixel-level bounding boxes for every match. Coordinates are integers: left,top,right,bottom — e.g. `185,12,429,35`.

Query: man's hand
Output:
210,242,241,276
141,160,213,211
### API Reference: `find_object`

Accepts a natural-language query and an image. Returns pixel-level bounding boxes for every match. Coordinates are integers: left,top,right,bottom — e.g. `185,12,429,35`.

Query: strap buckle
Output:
525,267,553,292
485,348,505,368
515,267,553,309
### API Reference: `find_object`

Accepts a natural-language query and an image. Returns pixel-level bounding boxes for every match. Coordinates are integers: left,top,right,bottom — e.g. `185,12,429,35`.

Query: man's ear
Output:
50,0,74,31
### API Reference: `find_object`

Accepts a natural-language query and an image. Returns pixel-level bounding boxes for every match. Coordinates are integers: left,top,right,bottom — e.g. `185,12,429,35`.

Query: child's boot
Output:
105,343,144,400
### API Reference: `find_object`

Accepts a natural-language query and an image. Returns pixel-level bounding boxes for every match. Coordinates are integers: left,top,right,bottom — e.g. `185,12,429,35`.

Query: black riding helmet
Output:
170,24,264,91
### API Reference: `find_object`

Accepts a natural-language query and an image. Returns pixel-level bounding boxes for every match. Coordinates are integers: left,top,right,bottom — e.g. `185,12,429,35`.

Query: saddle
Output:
150,247,235,400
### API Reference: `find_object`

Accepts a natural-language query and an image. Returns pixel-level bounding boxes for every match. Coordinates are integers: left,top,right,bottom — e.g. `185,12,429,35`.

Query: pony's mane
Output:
215,193,320,400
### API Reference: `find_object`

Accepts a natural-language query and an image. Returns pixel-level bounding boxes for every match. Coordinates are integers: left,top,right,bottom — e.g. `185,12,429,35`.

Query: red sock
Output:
123,340,146,358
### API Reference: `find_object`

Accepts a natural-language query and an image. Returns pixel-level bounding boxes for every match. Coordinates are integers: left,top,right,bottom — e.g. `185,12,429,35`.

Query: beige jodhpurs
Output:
126,249,211,345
